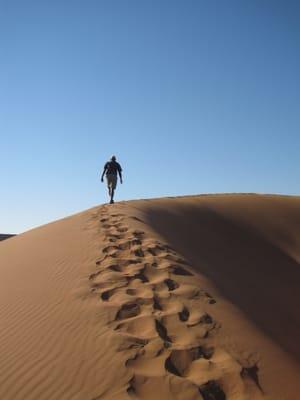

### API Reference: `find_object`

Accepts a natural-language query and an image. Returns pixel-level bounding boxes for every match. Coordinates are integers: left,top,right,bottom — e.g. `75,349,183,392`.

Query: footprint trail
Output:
88,205,265,400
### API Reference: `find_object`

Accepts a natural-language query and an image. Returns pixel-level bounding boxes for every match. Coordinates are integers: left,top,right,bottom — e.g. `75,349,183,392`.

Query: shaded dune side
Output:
0,234,15,241
140,195,300,365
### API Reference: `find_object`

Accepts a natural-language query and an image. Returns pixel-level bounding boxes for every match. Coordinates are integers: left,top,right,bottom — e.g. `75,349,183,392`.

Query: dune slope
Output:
0,194,299,400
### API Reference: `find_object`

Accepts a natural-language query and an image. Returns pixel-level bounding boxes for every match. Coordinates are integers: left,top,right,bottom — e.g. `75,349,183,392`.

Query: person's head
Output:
111,155,116,161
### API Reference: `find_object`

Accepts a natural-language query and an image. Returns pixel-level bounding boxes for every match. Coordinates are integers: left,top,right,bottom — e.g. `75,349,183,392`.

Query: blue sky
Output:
1,0,299,233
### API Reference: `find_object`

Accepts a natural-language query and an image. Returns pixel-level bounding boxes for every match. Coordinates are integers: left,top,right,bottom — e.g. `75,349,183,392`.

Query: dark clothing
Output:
104,161,122,176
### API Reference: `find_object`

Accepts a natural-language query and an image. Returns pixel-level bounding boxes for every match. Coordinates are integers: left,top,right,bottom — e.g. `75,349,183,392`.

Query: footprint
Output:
102,224,112,229
117,227,129,233
199,313,213,324
89,271,101,280
95,258,104,266
95,252,123,266
132,230,145,238
107,264,122,272
186,309,210,327
126,287,154,299
127,374,200,399
153,295,163,311
116,302,141,320
164,278,179,291
162,313,209,345
102,245,120,254
144,265,169,284
118,337,148,351
206,294,217,305
199,380,226,400
125,347,168,377
165,346,215,377
118,239,142,250
115,316,157,340
241,363,263,392
118,259,141,267
133,248,144,258
127,288,138,296
171,266,193,276
146,245,168,257
155,319,172,343
106,251,121,259
178,306,190,322
111,222,124,228
130,269,149,283
106,233,124,241
101,289,115,301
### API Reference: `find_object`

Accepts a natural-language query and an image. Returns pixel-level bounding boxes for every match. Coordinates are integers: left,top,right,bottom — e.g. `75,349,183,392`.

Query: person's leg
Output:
110,176,117,203
110,188,115,204
106,175,112,201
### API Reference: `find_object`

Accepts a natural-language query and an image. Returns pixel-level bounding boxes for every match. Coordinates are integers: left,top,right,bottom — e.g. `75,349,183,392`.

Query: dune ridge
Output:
0,194,299,399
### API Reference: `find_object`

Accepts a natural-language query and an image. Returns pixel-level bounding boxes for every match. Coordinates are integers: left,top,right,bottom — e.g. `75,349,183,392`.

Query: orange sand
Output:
0,194,299,400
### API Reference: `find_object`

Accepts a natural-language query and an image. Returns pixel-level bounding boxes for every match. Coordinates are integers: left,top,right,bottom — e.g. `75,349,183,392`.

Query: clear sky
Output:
1,0,299,233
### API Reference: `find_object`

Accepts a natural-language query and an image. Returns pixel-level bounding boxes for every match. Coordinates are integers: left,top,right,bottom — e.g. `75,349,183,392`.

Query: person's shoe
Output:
110,199,114,204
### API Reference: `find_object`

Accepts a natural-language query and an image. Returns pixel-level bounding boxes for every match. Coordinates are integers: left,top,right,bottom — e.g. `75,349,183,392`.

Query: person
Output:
101,155,123,204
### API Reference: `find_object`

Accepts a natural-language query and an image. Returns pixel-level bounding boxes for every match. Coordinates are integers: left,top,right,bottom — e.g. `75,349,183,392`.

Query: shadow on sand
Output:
145,205,300,363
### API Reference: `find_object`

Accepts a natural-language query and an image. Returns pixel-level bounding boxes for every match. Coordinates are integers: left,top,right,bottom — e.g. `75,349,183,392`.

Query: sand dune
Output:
0,234,15,241
0,194,299,400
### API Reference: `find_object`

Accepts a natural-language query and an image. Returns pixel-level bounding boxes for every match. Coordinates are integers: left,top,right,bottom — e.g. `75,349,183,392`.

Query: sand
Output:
0,194,299,400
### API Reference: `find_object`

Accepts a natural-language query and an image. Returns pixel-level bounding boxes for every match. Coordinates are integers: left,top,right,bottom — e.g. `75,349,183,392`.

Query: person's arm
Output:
118,164,123,184
101,164,107,182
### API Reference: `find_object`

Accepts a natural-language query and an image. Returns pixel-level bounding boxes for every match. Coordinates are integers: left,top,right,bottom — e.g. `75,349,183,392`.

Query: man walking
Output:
101,155,123,204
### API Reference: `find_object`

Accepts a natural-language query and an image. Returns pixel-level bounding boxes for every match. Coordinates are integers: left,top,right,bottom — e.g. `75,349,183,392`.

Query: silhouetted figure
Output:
101,155,123,204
